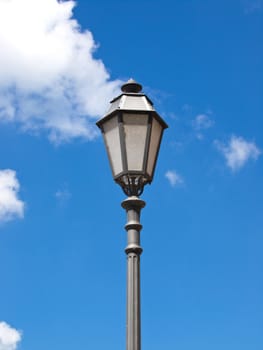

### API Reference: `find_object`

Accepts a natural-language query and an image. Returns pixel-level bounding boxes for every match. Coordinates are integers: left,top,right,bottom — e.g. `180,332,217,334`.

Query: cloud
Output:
193,114,214,130
215,135,261,171
0,169,25,222
55,188,71,201
0,0,122,143
0,322,21,350
55,185,71,206
165,170,184,187
192,114,214,140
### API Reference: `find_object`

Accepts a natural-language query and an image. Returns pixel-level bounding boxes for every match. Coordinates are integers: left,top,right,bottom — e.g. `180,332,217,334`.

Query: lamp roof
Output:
105,79,154,115
96,79,168,130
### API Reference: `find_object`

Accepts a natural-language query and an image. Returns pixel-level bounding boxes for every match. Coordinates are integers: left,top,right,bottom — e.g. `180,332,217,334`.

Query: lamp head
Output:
96,79,168,196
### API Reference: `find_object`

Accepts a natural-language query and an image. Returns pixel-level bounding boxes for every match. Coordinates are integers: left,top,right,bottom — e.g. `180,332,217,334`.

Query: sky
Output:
0,0,262,349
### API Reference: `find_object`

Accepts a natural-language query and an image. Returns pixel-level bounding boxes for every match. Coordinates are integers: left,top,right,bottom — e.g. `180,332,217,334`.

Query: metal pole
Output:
122,196,146,350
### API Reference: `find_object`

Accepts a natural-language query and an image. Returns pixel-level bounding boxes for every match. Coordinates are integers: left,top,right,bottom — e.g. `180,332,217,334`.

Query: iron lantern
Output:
96,79,168,196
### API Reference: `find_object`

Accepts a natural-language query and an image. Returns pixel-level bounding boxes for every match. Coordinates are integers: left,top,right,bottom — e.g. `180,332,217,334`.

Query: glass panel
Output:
103,116,123,176
147,117,163,178
123,113,149,172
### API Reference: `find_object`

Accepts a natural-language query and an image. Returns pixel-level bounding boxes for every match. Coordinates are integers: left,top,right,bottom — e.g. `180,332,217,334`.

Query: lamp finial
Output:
121,79,142,93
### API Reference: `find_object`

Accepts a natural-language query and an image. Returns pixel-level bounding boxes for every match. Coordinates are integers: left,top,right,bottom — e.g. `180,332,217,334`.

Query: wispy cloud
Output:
0,0,121,143
55,185,71,206
0,170,25,223
215,135,261,171
192,114,214,140
165,170,184,187
193,114,214,130
0,321,21,350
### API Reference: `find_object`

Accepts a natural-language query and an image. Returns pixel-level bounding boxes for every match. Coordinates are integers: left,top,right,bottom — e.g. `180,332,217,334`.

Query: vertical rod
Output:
122,196,146,350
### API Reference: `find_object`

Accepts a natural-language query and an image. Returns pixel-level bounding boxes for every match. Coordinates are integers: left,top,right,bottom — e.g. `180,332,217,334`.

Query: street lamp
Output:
97,79,168,350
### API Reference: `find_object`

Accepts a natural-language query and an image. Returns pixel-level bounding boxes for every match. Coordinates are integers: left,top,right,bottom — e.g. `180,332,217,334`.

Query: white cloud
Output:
215,135,261,171
165,170,184,187
55,188,71,200
55,185,71,206
0,322,21,350
0,169,25,222
193,114,214,130
0,0,122,143
192,114,214,140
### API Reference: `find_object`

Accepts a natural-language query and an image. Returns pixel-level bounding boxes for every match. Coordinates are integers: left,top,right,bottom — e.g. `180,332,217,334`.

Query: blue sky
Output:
0,1,262,349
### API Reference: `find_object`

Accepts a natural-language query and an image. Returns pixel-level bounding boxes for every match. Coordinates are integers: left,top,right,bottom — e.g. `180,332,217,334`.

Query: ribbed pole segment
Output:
122,196,145,350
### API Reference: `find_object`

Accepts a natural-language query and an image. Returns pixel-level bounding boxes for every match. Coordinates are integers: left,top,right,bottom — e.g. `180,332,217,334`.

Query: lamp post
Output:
96,79,168,350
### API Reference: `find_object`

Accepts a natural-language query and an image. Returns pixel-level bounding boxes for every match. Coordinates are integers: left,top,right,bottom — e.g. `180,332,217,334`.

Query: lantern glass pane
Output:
147,117,163,177
123,113,148,172
103,116,123,176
